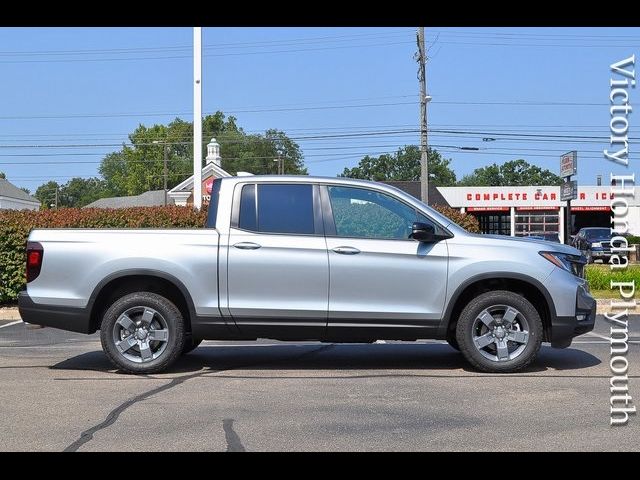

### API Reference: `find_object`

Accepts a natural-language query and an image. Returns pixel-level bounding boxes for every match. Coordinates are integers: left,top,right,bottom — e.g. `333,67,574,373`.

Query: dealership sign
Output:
560,180,578,201
560,151,577,178
437,186,637,208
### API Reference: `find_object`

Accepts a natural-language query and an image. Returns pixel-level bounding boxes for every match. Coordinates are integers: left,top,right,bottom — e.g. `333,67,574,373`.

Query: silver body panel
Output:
27,229,221,317
26,175,588,336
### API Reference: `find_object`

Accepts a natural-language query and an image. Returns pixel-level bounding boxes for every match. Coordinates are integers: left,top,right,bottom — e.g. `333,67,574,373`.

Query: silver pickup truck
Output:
19,176,596,374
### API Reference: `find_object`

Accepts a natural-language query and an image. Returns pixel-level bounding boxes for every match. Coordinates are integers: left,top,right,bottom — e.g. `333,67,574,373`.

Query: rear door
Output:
226,182,328,338
322,185,449,339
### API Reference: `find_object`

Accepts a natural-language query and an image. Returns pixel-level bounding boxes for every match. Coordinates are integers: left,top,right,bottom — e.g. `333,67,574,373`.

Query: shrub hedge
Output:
0,203,479,304
432,205,481,233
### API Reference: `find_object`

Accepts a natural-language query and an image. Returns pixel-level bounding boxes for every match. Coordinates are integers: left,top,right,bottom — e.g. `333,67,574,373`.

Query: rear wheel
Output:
456,290,542,373
100,292,185,374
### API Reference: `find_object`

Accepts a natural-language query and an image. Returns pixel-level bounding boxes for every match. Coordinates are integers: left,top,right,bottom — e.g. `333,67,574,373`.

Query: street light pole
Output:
193,27,203,210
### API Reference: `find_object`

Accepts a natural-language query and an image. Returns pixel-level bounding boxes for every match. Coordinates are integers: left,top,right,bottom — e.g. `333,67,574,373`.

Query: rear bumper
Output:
550,284,596,348
18,291,93,334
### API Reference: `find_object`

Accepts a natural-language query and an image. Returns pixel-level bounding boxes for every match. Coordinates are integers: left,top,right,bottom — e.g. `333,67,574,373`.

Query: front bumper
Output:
550,284,596,348
18,291,93,334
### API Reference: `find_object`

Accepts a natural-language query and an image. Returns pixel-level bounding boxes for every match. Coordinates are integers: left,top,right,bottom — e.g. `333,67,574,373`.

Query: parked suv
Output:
19,176,596,374
572,227,615,263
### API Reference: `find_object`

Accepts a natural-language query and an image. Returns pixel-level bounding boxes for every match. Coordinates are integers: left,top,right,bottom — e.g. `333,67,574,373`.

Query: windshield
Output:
584,228,610,240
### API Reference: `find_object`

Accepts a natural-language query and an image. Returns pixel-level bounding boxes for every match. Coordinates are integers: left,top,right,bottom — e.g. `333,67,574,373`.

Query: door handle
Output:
331,246,361,255
233,242,262,250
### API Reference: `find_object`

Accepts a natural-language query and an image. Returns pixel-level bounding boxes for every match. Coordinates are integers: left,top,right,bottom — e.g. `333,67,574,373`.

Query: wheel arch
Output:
440,272,556,343
87,269,196,334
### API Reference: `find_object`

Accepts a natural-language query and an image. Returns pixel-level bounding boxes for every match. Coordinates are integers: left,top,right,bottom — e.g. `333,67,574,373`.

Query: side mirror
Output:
411,222,441,242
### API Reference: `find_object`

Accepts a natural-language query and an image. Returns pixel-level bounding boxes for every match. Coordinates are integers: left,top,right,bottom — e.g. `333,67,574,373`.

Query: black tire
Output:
182,337,203,355
446,335,460,351
455,290,543,373
100,291,185,374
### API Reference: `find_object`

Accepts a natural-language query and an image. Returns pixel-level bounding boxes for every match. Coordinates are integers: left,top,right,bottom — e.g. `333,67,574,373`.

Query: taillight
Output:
26,241,43,283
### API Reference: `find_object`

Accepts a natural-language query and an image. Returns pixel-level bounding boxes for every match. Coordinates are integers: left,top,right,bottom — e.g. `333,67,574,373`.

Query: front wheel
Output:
456,290,543,373
100,292,185,374
446,335,460,351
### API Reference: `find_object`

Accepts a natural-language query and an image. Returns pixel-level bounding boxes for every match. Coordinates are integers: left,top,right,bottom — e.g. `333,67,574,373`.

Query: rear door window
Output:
238,183,315,235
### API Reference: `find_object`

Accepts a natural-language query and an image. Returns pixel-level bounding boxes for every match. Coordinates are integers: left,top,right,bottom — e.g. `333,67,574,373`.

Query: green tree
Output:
19,187,30,195
34,181,59,209
0,171,6,179
34,178,106,208
99,112,306,197
59,177,107,207
339,146,456,186
458,159,562,186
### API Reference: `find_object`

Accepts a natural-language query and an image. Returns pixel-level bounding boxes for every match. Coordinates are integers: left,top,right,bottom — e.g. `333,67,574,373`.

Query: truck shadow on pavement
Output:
51,342,601,376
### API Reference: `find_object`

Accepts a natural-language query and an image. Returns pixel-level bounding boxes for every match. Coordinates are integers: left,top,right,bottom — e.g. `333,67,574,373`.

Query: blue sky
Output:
0,27,638,193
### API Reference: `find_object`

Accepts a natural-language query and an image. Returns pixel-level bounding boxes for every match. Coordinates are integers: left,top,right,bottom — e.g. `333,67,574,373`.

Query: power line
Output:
0,40,415,64
0,29,414,56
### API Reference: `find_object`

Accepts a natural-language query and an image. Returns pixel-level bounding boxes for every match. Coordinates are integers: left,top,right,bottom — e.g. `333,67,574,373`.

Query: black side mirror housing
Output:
409,222,453,243
410,222,450,242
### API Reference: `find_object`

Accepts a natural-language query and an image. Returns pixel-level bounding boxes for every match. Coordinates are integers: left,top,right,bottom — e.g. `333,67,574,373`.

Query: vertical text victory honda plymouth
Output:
18,176,596,373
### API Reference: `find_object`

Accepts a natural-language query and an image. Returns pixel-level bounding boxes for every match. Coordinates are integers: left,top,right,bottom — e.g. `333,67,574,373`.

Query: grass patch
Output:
585,264,640,291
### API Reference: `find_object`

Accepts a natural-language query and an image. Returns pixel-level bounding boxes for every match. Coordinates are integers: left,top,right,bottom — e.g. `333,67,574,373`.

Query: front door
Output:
322,185,449,339
227,182,328,338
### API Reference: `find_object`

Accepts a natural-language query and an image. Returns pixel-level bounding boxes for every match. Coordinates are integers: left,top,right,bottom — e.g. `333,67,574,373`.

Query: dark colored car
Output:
525,233,560,243
572,227,614,263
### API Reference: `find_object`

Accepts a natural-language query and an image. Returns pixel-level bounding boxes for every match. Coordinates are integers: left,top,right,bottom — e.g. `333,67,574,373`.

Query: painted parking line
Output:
0,320,22,329
585,331,613,341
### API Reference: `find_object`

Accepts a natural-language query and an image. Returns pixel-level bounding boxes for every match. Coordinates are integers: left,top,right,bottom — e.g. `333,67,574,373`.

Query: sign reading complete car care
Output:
561,180,578,201
560,151,577,178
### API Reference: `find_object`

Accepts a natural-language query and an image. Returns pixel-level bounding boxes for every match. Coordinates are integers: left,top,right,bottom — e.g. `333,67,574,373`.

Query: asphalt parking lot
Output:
0,316,638,451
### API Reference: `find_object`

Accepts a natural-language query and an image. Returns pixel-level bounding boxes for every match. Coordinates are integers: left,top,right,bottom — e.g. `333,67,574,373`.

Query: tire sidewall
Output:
456,290,543,373
100,292,185,374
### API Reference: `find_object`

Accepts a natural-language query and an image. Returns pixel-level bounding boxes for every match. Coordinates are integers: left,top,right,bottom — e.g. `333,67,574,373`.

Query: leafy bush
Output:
626,235,640,245
432,205,481,233
585,264,640,291
0,206,206,303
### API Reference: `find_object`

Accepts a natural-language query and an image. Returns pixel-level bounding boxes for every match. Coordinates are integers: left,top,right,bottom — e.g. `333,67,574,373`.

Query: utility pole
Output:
153,140,169,206
273,157,283,174
163,143,168,206
417,27,429,205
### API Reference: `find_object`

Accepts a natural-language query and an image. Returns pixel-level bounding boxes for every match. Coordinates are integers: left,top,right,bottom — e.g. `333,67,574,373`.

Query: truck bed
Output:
26,229,220,316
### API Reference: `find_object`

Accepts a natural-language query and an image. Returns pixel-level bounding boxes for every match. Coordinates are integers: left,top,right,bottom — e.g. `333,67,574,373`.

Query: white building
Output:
168,138,232,207
0,178,40,210
438,185,639,242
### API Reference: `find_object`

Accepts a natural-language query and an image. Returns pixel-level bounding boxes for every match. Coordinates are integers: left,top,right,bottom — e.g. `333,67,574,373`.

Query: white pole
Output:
193,27,203,210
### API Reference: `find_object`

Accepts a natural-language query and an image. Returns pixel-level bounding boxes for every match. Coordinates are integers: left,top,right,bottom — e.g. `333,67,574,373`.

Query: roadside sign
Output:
560,151,577,178
560,180,577,201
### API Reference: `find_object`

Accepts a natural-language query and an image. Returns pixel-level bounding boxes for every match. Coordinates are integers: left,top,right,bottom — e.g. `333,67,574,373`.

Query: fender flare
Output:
438,271,557,337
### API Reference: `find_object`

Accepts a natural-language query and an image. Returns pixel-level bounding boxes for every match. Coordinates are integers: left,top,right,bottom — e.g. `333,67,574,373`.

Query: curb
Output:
0,307,22,321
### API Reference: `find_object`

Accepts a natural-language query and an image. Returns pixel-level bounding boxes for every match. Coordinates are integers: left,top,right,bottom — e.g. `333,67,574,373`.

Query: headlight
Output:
540,251,586,277
591,242,602,248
